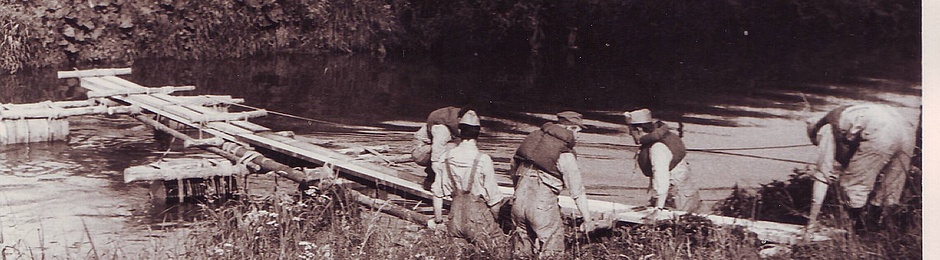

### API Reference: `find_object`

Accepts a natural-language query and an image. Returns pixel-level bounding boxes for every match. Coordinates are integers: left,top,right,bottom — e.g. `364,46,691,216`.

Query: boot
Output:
848,207,865,233
882,205,908,232
866,205,883,233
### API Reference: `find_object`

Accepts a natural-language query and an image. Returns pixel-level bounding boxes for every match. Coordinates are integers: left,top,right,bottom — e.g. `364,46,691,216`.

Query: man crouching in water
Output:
510,111,594,258
430,110,506,248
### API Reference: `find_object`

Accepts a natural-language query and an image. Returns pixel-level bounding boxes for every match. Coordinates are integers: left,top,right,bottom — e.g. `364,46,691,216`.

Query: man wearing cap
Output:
510,111,594,257
429,110,506,247
805,104,916,232
413,106,475,190
624,108,702,213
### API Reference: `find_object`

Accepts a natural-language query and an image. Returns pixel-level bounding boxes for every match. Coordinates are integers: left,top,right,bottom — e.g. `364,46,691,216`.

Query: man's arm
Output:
649,143,673,209
557,153,592,231
808,124,837,230
637,122,670,145
479,155,505,216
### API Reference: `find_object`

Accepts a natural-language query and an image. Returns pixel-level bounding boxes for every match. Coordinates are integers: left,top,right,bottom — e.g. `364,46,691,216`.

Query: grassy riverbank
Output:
115,179,919,259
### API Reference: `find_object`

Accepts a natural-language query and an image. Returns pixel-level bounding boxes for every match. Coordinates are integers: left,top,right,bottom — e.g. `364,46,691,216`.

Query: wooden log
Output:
124,159,248,183
3,100,96,110
26,119,50,143
337,145,391,155
343,183,429,226
0,118,70,145
172,95,244,106
133,115,310,184
125,96,246,145
11,119,28,144
191,110,267,123
57,68,132,78
0,120,9,144
0,105,140,119
183,137,225,148
49,119,69,142
240,132,435,200
86,86,196,98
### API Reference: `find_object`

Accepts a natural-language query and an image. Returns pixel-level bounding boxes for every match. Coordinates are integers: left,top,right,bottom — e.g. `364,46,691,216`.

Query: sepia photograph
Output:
0,0,924,258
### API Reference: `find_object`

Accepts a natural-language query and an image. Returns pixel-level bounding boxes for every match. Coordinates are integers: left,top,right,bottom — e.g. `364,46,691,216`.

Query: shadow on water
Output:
124,52,919,131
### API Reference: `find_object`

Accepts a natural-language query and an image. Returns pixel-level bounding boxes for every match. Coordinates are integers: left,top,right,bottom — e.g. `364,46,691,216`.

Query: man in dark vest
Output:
624,108,702,213
510,111,594,258
805,104,916,232
413,106,474,190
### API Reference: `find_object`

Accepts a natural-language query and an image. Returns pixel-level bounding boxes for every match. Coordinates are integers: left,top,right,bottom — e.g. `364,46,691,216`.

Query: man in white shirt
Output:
430,110,505,247
805,104,916,232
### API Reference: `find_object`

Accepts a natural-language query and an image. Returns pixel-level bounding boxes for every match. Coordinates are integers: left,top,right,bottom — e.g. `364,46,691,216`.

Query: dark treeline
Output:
1,0,920,86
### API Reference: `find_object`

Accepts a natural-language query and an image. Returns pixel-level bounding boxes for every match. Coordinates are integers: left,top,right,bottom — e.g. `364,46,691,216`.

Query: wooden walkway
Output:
56,68,840,244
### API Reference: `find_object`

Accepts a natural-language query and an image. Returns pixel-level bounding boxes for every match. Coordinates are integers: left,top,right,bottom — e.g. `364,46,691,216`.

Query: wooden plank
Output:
81,77,138,92
57,68,132,78
207,122,254,135
172,95,245,106
238,132,435,200
99,75,153,91
191,110,267,123
229,120,271,132
87,86,196,98
120,96,247,145
79,78,120,93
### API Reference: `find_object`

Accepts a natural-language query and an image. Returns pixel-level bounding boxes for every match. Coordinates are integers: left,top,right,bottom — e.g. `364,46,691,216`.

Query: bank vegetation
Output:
1,0,920,85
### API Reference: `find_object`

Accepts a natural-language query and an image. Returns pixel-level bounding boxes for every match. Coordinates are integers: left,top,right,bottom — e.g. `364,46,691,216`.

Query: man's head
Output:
458,110,481,139
457,106,474,119
624,109,655,133
556,111,586,135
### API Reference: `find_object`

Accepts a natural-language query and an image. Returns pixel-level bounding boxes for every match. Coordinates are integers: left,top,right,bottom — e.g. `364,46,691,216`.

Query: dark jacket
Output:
426,106,461,138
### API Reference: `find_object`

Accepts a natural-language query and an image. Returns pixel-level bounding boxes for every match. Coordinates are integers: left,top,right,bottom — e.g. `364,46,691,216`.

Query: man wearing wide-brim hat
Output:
624,108,702,213
510,111,594,257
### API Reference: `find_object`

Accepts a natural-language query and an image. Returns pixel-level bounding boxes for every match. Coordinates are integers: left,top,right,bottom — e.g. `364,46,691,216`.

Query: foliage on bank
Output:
0,0,406,74
0,0,921,83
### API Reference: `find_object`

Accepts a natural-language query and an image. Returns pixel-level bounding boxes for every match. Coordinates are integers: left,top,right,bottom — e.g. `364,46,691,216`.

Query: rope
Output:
226,102,347,127
226,102,814,164
594,141,815,164
595,141,812,151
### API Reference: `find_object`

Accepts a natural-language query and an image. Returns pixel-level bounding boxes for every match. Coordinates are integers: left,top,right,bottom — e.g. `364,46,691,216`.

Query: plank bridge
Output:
0,68,841,245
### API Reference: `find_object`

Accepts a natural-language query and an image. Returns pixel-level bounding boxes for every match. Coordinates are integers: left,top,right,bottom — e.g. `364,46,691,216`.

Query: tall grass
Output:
127,181,918,259
1,178,919,259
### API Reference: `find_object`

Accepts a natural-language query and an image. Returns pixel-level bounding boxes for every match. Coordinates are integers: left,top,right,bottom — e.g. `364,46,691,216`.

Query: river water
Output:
0,53,921,257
